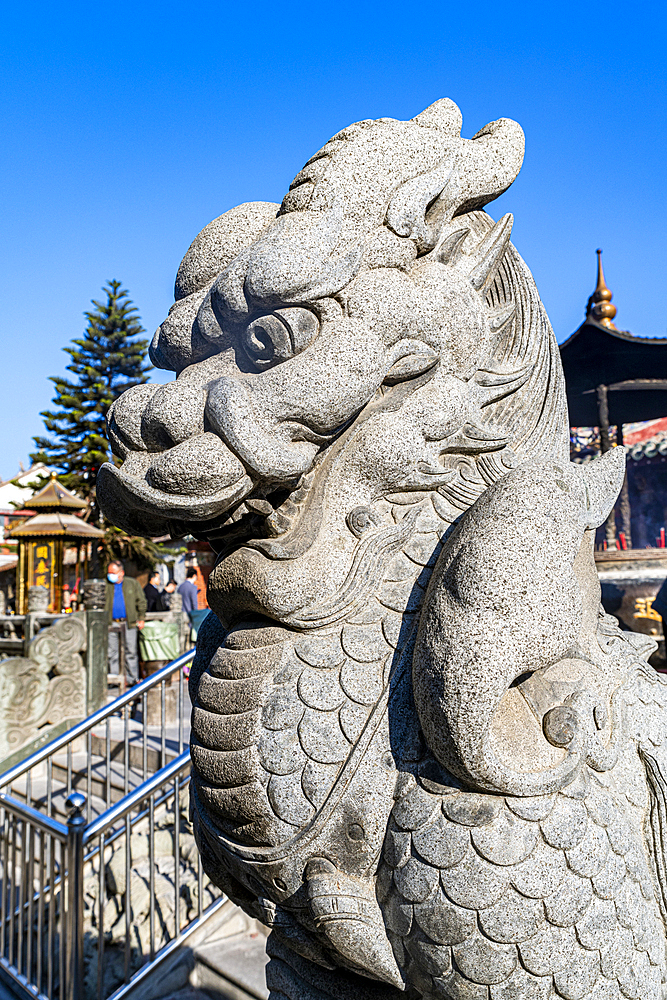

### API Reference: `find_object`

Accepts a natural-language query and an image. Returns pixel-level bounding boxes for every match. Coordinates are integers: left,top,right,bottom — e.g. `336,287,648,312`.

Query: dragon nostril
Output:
140,380,207,451
140,415,175,451
107,383,161,457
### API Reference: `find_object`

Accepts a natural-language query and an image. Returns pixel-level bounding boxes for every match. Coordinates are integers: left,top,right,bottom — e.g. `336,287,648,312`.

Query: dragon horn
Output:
466,214,514,293
433,228,470,265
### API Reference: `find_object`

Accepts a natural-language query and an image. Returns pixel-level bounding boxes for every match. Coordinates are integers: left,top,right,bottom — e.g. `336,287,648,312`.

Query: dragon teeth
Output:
245,499,274,515
266,510,293,536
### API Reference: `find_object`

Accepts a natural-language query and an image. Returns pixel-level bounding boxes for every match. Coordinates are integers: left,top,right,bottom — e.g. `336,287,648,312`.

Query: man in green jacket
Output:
106,560,146,686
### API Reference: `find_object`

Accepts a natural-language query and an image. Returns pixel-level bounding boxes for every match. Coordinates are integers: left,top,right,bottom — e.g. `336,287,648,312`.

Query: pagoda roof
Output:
18,474,88,512
7,512,105,539
560,320,667,352
560,252,667,427
561,321,667,426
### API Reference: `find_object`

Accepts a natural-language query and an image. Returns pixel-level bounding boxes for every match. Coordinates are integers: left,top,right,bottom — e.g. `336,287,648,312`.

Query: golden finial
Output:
586,249,618,330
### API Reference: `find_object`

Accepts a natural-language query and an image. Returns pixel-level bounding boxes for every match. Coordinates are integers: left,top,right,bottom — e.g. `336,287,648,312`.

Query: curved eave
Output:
16,477,88,512
561,321,667,426
561,319,667,351
7,513,104,539
9,528,103,538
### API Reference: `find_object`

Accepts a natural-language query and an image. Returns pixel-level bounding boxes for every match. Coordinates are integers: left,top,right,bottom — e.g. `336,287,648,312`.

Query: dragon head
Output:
97,98,568,627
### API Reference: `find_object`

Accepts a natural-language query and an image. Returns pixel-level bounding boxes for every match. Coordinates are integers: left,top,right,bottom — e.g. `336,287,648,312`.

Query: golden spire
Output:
586,248,618,330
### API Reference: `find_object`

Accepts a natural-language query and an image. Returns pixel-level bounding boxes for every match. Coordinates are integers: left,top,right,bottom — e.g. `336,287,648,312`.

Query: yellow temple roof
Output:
7,511,104,538
18,472,88,512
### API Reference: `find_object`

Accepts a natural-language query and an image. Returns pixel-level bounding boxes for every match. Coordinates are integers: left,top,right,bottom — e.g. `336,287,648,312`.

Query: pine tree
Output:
31,280,151,504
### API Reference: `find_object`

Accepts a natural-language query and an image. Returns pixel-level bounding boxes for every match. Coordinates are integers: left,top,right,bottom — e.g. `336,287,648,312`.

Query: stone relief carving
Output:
98,99,667,999
0,615,86,763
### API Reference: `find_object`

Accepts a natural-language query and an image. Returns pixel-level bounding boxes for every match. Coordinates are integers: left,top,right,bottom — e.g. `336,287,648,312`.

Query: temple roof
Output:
7,472,102,538
560,252,667,426
18,473,88,512
7,511,104,539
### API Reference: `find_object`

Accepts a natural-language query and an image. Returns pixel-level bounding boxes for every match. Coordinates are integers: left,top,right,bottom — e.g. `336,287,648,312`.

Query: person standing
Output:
177,567,200,615
106,560,146,687
162,579,177,608
144,570,165,612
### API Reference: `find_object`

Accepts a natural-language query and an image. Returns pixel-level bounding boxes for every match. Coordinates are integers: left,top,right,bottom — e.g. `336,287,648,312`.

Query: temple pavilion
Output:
561,251,667,551
560,253,667,666
7,473,104,614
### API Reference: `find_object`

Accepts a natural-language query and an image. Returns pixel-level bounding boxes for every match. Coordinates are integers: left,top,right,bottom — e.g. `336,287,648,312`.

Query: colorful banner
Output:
30,540,56,610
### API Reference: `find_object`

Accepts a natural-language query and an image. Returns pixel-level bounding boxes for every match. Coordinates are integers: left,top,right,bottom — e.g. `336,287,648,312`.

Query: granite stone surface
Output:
98,99,667,999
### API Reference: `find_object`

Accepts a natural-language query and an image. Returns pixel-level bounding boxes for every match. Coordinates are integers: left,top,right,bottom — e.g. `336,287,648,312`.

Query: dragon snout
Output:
110,373,321,486
145,433,247,497
99,379,256,533
107,379,207,457
109,378,251,499
205,375,323,483
142,380,208,452
99,370,328,534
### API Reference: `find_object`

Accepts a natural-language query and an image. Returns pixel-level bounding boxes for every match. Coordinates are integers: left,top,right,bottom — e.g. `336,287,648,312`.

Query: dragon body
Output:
98,100,667,999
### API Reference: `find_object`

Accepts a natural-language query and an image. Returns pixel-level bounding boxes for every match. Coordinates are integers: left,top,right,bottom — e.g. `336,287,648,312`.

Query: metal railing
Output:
0,647,225,1000
0,650,194,822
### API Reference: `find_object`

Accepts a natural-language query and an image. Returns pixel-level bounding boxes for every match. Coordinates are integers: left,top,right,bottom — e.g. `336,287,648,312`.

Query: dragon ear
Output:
386,113,524,251
456,118,525,215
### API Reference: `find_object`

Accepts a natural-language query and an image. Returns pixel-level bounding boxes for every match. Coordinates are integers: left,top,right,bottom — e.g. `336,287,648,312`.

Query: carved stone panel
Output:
0,614,86,765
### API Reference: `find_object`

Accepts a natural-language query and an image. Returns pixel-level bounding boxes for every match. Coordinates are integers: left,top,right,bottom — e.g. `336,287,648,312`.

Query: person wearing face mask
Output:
105,560,147,687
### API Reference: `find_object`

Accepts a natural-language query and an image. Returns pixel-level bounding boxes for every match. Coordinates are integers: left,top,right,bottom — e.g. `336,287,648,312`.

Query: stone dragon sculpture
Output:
98,100,667,1000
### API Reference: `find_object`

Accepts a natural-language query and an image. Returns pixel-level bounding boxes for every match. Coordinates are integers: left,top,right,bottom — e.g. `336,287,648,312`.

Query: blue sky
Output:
0,0,665,479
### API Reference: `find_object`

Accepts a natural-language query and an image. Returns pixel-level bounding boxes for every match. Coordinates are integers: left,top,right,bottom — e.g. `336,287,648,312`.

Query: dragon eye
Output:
242,308,319,370
243,315,289,366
